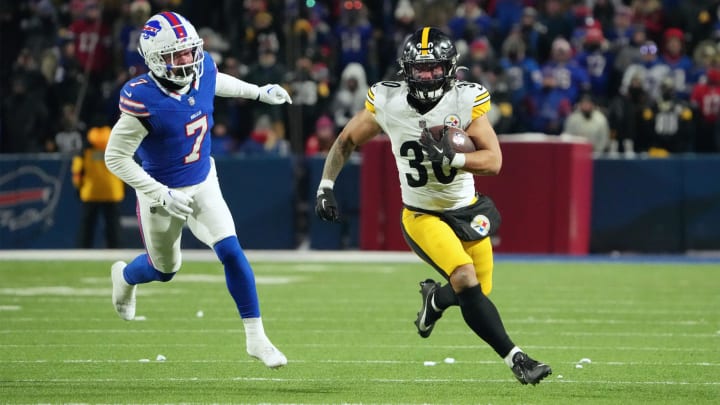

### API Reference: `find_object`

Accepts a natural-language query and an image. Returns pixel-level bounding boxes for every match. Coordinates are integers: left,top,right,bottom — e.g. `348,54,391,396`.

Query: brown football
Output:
427,125,476,153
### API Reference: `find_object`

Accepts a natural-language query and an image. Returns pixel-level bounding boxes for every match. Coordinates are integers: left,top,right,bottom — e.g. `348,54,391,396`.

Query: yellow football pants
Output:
401,207,494,295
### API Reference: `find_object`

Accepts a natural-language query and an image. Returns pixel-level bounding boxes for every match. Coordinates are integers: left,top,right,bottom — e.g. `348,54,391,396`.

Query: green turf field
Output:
0,258,718,404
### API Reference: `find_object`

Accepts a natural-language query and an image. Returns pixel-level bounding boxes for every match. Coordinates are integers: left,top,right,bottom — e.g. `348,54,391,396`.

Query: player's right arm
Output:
105,113,194,219
321,108,381,182
315,107,381,222
105,113,166,201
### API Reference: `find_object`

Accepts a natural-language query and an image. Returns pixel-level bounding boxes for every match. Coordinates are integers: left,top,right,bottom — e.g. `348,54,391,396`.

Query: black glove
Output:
316,187,340,222
419,126,456,165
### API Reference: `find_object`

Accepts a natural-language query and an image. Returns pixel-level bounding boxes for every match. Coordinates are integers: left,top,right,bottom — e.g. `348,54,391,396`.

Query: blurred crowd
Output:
2,0,720,158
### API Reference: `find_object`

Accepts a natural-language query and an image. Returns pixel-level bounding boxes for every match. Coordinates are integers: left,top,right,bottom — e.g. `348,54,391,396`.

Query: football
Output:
427,125,476,153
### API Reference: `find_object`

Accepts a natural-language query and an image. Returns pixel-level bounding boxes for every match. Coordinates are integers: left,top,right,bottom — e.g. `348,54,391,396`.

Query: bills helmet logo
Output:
142,20,162,39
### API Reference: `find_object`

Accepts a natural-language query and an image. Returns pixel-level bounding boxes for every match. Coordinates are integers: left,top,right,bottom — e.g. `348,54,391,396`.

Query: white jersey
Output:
366,80,492,211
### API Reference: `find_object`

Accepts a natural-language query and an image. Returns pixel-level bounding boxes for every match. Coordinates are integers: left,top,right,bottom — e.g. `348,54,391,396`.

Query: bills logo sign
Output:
0,166,60,231
142,20,162,39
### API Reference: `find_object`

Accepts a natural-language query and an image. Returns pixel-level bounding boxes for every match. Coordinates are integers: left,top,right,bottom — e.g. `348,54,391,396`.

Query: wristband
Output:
450,153,466,168
319,179,335,189
317,179,335,196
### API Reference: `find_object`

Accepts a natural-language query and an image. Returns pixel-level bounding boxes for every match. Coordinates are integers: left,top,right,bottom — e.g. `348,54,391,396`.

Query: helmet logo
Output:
142,20,162,39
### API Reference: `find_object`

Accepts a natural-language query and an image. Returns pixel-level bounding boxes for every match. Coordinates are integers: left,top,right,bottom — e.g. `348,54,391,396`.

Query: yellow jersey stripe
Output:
473,89,489,102
365,88,376,113
471,100,492,120
474,94,491,106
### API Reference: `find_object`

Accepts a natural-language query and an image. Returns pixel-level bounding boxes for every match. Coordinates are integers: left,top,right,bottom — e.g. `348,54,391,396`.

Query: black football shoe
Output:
414,279,443,338
511,352,552,385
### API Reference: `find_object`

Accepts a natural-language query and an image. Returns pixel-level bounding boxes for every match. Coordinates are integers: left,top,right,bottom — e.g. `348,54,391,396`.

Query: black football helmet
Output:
399,27,458,104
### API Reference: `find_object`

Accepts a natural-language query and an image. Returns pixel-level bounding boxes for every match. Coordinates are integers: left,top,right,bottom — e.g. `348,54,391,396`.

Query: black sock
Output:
433,283,459,310
457,285,515,357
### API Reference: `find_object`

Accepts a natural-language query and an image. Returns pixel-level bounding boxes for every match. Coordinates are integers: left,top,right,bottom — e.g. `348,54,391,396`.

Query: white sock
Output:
504,346,523,368
243,317,267,342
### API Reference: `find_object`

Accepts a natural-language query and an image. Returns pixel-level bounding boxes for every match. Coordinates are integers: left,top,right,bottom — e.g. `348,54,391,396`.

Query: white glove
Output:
257,84,293,105
160,188,193,220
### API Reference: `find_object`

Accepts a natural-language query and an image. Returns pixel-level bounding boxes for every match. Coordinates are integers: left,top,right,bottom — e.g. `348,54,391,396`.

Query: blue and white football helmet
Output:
138,11,204,86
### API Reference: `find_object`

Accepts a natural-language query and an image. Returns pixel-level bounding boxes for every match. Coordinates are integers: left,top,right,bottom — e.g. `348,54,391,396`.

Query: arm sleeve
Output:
215,72,261,99
104,113,166,202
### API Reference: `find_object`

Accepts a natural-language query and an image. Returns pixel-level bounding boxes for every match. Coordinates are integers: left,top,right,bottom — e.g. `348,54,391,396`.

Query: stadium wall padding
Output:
2,153,720,252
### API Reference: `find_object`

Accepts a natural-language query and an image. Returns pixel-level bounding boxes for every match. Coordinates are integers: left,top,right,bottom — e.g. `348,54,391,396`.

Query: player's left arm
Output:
215,72,292,104
462,114,503,176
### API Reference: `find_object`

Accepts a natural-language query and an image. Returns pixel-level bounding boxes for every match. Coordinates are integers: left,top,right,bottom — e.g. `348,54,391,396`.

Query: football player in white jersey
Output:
105,11,291,369
315,27,551,384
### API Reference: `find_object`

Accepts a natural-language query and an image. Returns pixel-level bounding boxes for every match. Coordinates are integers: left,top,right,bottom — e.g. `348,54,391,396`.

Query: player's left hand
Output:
257,84,293,105
419,126,456,166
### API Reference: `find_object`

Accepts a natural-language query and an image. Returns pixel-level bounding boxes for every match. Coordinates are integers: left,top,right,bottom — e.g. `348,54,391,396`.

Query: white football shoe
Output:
247,339,287,369
111,261,136,321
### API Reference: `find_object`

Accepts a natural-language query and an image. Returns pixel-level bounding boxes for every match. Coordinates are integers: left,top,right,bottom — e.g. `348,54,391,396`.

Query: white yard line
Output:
2,359,719,367
0,343,715,352
4,376,719,385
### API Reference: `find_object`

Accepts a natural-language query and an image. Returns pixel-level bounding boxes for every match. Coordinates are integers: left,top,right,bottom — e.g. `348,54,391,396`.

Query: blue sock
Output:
123,253,175,284
214,236,260,318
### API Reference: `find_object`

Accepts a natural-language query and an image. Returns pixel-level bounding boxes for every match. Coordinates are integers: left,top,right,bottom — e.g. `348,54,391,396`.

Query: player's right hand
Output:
419,126,456,166
315,187,340,222
257,84,293,105
161,188,194,220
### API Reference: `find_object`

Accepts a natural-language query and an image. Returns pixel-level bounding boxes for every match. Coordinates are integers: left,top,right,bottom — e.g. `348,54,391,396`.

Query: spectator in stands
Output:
540,37,591,104
608,72,650,156
513,7,546,61
660,28,693,98
245,114,291,156
690,67,720,153
643,77,694,155
68,0,112,81
575,27,613,105
621,40,669,100
243,48,288,146
1,51,49,153
287,55,322,140
606,5,634,52
690,40,719,85
117,0,151,76
332,62,369,130
71,125,124,248
493,0,528,44
527,67,574,135
563,93,610,155
592,0,617,35
51,104,85,154
536,0,575,63
447,0,493,44
305,115,336,156
498,33,542,130
613,24,647,86
460,37,499,91
632,0,665,43
334,0,376,81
